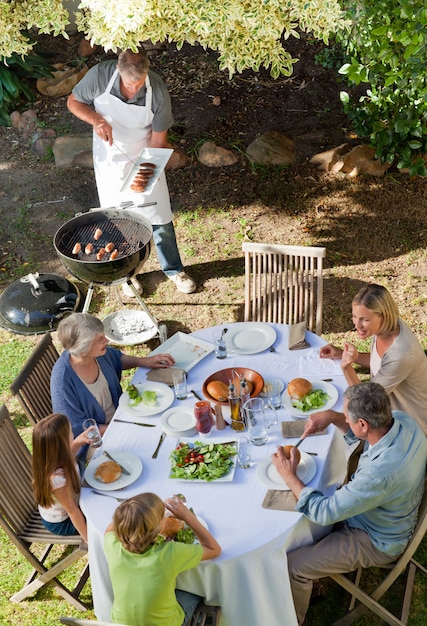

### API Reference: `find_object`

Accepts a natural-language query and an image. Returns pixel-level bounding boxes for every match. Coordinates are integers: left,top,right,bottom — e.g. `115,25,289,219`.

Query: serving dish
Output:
169,440,237,482
160,406,198,437
119,381,174,417
225,322,277,354
149,332,214,373
282,379,338,417
120,147,174,195
84,451,143,491
256,452,316,491
202,367,264,406
103,310,157,345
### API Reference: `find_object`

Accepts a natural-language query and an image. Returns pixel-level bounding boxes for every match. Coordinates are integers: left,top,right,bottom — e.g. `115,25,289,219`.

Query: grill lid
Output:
0,273,80,335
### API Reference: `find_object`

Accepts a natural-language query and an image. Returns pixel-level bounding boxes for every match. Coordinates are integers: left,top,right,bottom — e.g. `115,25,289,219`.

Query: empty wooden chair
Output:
0,404,89,609
10,332,59,425
330,477,427,626
242,242,326,335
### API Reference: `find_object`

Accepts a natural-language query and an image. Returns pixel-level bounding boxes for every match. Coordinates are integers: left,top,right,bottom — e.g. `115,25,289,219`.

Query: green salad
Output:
126,384,157,406
155,526,195,545
170,441,237,481
292,388,329,412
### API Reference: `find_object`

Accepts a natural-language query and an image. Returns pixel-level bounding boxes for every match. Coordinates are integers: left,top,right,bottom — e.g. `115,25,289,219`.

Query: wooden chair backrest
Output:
10,332,59,425
242,242,326,334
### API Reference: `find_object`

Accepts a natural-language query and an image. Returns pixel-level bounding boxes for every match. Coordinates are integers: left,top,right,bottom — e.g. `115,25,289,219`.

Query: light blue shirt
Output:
296,411,427,556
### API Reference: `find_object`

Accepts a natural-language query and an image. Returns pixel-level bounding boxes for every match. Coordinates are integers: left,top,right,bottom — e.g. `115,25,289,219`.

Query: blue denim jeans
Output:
176,589,203,626
152,222,184,276
41,517,79,536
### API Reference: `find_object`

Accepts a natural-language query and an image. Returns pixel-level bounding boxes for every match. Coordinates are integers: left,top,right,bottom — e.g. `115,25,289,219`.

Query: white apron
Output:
93,70,172,225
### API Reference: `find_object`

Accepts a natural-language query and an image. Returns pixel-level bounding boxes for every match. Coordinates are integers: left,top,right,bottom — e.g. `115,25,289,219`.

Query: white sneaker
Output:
121,277,143,297
168,271,196,294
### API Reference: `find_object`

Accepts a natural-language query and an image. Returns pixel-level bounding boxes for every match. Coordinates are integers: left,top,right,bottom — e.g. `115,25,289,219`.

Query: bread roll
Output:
282,445,301,465
94,461,122,483
159,516,185,538
287,378,312,400
207,380,229,402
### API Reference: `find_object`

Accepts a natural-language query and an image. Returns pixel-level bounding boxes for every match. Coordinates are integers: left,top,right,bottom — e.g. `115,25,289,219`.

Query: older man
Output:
67,48,196,296
272,382,427,625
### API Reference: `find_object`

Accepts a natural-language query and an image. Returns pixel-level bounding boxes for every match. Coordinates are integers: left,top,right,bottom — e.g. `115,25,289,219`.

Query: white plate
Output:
120,147,174,195
169,440,238,482
225,323,277,354
256,452,316,491
84,451,143,491
119,382,175,416
103,310,157,346
149,332,214,372
259,378,285,398
161,406,198,437
282,379,338,417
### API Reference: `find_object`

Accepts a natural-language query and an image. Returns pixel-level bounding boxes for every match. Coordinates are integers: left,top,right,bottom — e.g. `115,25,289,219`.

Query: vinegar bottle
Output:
239,376,251,425
229,382,244,431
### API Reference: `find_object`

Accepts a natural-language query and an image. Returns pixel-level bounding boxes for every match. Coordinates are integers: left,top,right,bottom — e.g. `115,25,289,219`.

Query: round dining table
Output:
80,322,349,626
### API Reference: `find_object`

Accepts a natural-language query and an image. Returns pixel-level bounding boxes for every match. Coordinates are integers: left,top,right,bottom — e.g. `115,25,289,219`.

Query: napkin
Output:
288,321,310,350
299,348,342,377
281,420,327,438
145,367,185,386
262,490,298,511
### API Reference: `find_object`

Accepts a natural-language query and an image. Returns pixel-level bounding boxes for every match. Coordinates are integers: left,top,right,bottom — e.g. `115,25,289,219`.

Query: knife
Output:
103,450,131,475
152,432,166,459
114,419,156,427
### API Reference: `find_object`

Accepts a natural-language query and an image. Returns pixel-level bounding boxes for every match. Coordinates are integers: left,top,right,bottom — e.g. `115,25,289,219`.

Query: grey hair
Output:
117,49,149,81
56,313,105,356
344,382,392,430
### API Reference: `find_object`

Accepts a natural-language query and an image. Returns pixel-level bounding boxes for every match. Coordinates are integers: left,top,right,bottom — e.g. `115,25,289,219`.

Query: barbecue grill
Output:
54,203,163,342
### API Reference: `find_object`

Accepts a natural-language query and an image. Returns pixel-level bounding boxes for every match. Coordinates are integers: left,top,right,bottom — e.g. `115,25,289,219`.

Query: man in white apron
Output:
67,49,196,295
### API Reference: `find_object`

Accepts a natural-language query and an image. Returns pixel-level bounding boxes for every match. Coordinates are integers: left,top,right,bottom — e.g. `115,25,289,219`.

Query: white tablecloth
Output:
80,323,348,625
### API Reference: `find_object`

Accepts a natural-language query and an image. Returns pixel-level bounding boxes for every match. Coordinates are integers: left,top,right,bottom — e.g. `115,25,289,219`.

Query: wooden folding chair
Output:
330,477,427,626
242,242,326,335
10,332,59,425
0,404,89,610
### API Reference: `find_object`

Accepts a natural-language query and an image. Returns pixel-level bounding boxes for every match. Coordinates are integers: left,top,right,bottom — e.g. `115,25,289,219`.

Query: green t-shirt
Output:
104,531,203,626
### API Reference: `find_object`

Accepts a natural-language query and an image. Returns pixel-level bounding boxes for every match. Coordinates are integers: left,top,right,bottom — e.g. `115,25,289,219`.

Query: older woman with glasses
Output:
51,313,174,458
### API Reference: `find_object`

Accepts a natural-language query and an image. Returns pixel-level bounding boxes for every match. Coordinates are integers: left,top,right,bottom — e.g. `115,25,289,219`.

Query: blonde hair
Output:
113,493,165,553
352,284,399,336
57,312,105,356
32,413,81,508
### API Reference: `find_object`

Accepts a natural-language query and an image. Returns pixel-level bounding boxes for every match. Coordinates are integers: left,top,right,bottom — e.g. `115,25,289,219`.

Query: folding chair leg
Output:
10,546,88,610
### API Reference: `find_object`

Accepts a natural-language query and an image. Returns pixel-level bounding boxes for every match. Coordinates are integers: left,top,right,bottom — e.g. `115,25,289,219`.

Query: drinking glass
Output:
264,403,278,429
237,436,251,468
173,369,188,400
242,398,268,446
267,378,282,410
83,418,102,449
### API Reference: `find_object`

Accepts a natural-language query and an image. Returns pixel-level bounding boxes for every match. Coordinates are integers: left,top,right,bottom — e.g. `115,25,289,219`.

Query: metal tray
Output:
120,147,173,196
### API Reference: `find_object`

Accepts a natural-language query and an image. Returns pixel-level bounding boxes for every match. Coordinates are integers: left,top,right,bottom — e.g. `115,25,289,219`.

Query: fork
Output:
90,490,126,502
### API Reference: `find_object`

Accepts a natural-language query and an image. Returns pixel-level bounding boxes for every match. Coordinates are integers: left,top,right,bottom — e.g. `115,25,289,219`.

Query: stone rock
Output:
10,111,21,128
53,134,93,168
246,131,295,165
198,141,239,167
340,145,391,177
20,109,38,140
36,62,89,98
32,128,57,156
310,144,391,177
309,143,349,172
166,149,190,170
